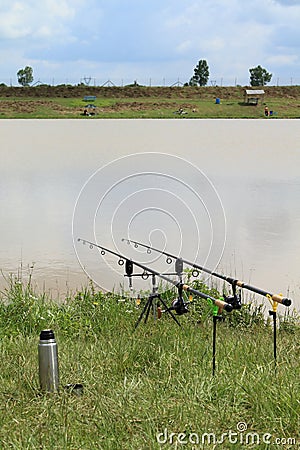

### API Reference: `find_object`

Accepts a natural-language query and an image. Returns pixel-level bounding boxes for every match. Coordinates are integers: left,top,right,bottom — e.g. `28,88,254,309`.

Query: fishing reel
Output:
168,296,189,315
223,294,242,310
169,279,189,315
223,281,242,310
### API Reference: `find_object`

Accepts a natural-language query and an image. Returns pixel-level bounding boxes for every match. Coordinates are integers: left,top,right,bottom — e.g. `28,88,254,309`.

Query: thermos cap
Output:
40,329,55,340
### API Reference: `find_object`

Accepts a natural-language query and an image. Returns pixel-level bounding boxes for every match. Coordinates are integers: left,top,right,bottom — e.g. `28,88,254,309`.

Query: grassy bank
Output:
0,85,299,118
0,274,299,449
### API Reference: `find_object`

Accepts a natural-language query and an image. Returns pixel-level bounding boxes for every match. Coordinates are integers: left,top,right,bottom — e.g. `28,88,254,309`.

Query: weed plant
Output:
0,273,299,449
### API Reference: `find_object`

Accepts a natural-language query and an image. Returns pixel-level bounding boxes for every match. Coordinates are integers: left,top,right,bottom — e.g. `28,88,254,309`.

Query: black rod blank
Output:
78,238,233,312
122,238,292,307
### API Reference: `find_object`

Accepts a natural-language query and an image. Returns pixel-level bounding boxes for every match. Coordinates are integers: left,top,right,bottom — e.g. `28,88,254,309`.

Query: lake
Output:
1,119,299,312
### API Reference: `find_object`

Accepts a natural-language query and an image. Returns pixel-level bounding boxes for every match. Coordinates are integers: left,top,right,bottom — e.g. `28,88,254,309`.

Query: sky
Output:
0,0,300,86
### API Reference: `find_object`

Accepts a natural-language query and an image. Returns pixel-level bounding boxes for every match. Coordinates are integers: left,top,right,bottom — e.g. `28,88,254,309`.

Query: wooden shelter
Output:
244,89,265,105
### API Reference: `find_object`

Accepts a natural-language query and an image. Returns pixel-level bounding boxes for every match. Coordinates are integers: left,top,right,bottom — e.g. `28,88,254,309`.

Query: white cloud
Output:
176,40,193,54
266,54,299,65
273,0,300,5
0,0,300,86
43,0,76,18
0,3,31,39
0,1,83,40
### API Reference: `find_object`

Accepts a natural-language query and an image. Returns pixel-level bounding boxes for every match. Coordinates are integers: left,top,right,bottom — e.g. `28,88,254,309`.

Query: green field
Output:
0,273,299,449
0,85,299,118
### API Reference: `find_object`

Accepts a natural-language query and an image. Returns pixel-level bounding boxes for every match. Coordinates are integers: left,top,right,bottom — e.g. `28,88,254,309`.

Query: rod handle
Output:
235,280,292,307
182,285,233,312
272,294,291,307
215,298,233,313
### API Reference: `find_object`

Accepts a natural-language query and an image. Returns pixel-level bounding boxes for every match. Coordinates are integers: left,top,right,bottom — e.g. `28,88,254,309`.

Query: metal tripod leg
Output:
212,315,223,376
269,310,277,369
159,296,181,327
134,294,181,329
134,296,153,329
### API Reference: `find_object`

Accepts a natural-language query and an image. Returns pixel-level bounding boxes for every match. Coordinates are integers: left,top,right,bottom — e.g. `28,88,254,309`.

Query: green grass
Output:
0,92,299,118
0,274,299,449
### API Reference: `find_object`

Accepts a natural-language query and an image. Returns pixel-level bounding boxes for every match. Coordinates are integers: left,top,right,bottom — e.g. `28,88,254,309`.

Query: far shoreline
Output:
0,85,299,119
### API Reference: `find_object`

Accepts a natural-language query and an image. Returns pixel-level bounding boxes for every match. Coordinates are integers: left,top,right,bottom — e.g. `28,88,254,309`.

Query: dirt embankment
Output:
0,85,299,99
0,99,69,115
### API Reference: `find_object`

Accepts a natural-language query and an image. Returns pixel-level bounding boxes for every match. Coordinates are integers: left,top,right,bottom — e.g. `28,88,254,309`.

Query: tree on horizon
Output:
17,66,34,87
188,60,210,86
249,65,272,86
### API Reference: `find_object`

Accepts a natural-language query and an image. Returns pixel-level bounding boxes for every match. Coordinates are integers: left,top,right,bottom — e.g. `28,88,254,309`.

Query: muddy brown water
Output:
1,119,299,311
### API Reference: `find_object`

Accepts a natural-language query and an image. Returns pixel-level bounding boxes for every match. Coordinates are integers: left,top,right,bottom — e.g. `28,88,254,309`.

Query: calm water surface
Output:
1,119,299,311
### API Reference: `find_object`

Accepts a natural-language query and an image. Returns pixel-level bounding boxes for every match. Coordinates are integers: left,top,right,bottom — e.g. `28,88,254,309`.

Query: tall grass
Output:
0,273,299,449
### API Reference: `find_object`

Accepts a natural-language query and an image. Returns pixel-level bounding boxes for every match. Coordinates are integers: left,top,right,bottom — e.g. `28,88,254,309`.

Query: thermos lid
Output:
64,384,84,396
40,329,55,340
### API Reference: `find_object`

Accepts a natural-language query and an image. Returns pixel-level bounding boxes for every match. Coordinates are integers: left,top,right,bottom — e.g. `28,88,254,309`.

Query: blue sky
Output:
0,0,299,86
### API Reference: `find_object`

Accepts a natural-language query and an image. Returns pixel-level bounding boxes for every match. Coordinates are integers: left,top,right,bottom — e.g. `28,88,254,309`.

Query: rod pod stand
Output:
268,298,278,369
123,260,182,328
78,238,235,375
78,238,233,314
134,274,181,329
209,303,224,376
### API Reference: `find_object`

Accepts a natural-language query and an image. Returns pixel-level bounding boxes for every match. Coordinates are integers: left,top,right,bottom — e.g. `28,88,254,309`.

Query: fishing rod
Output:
77,238,233,314
78,238,234,375
122,238,292,308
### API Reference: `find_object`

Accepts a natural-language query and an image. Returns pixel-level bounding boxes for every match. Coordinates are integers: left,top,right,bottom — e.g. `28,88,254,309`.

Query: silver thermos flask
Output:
38,329,59,392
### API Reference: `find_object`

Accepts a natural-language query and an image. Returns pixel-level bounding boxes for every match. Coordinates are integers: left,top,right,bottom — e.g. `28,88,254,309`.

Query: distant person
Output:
264,106,269,117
